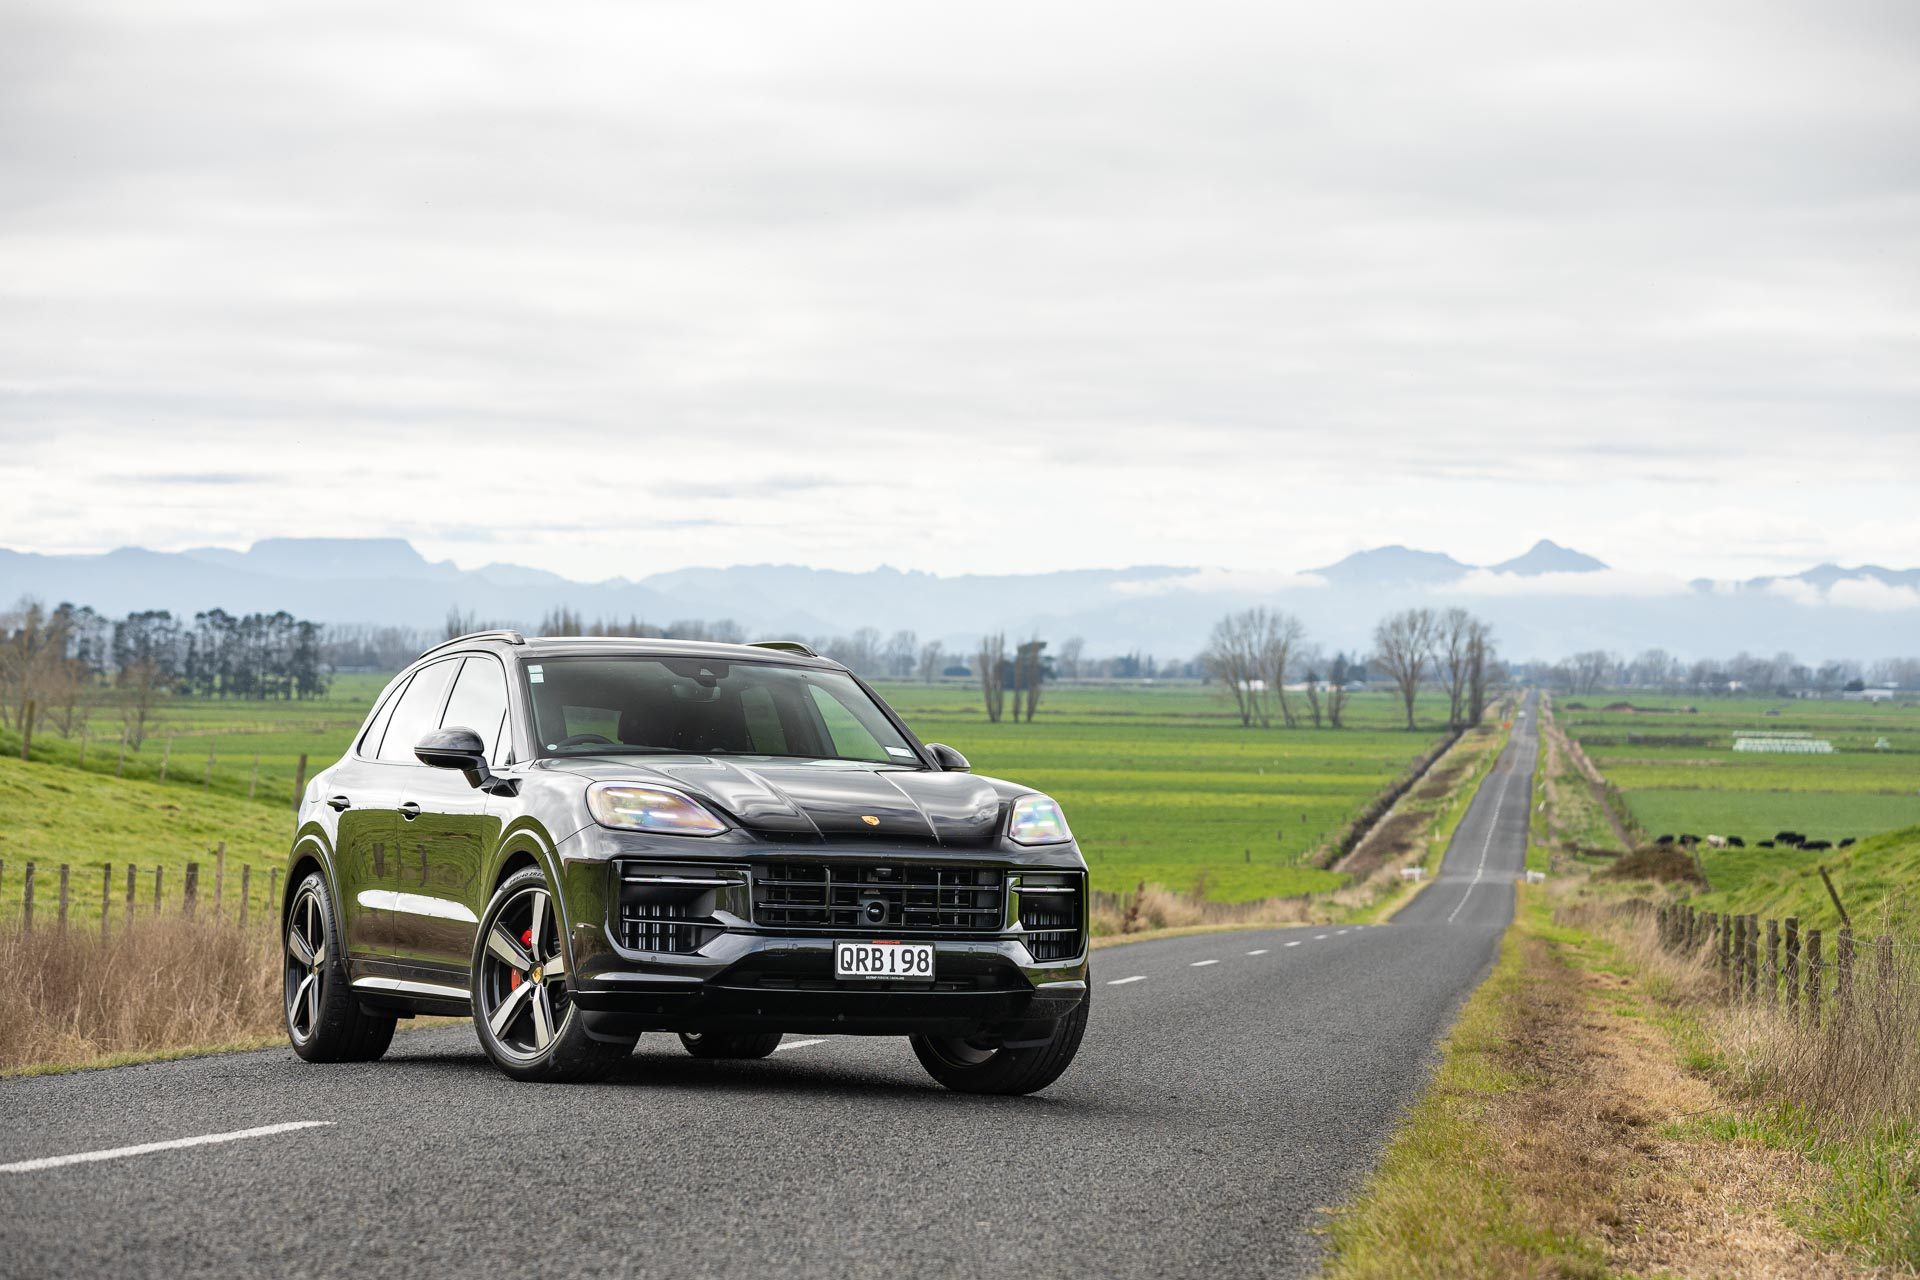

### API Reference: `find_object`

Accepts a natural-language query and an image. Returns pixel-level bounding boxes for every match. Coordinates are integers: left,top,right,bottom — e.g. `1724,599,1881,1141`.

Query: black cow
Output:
1803,839,1832,851
1727,836,1746,848
1838,837,1856,848
1678,833,1700,846
1655,834,1675,845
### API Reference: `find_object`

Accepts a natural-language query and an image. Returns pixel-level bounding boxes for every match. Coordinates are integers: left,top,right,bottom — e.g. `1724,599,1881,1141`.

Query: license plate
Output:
834,941,934,980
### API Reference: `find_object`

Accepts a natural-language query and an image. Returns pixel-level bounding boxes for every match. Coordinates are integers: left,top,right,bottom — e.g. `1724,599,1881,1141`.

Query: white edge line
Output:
1106,975,1148,985
774,1038,827,1052
0,1121,333,1174
1190,959,1220,967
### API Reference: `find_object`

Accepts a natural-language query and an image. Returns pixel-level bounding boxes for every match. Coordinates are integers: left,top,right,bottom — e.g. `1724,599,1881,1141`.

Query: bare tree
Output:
1433,607,1489,729
1569,649,1614,695
916,640,945,683
1466,620,1497,725
1373,608,1438,730
977,632,1007,723
1327,651,1355,728
1298,646,1325,728
1202,610,1266,727
1057,636,1085,681
1259,611,1308,728
883,630,918,679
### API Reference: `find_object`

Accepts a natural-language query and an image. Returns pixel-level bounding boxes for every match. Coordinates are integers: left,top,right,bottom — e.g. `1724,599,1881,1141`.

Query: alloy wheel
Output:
478,885,570,1059
284,889,328,1044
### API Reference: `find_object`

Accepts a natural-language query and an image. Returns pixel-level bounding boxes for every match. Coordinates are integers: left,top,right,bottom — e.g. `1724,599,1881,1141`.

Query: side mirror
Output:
416,727,515,794
926,742,971,773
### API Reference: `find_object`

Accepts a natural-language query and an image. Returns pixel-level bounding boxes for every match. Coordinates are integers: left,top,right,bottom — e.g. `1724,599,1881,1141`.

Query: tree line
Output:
1,599,331,750
1524,649,1920,697
1203,605,1498,731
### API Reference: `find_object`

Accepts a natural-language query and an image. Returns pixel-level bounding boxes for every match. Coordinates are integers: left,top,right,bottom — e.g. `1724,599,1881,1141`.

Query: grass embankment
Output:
1688,825,1920,937
0,755,294,919
1325,887,1905,1278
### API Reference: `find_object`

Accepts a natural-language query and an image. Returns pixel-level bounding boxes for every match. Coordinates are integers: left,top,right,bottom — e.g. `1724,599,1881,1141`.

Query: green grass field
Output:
1556,693,1920,845
0,677,1458,910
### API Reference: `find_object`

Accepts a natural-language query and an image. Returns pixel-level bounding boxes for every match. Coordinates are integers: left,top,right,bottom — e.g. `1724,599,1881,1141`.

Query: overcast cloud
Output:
1,0,1916,582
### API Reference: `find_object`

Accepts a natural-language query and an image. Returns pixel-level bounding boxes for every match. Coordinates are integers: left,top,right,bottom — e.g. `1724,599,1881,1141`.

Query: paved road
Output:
0,694,1538,1280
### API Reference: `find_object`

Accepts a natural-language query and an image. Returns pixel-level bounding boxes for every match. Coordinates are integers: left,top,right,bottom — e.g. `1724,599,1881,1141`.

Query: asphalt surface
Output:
0,694,1538,1280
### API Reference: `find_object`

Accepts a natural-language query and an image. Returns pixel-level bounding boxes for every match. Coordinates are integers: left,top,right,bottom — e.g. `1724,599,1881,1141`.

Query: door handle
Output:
327,794,352,812
399,802,422,822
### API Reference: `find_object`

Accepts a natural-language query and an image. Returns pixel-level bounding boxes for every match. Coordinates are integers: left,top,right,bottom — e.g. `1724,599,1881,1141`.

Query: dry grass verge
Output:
1325,888,1888,1278
0,918,282,1075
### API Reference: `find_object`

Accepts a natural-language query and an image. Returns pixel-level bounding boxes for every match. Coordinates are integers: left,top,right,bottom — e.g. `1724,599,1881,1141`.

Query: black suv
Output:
281,632,1089,1093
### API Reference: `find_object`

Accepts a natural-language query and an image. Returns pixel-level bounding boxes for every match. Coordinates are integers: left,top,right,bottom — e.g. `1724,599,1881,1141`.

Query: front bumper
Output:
557,846,1090,1040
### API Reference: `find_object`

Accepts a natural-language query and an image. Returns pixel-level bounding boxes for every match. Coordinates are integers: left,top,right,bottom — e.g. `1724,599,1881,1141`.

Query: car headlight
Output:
587,783,727,836
1008,794,1073,845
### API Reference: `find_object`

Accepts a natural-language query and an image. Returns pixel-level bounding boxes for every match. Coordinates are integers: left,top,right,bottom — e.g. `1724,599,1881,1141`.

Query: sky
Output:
2,0,1916,584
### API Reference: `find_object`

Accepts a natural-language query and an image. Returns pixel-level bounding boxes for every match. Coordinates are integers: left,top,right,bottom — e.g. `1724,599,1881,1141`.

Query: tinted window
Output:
357,675,409,756
441,656,509,759
377,659,458,763
526,657,917,765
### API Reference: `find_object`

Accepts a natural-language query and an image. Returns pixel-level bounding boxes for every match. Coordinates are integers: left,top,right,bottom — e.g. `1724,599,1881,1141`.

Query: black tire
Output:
678,1030,784,1060
909,991,1089,1095
471,866,633,1083
285,871,396,1063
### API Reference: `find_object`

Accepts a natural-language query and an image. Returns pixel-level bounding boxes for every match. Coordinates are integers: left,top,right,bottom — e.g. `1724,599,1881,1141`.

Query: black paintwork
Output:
284,636,1090,1039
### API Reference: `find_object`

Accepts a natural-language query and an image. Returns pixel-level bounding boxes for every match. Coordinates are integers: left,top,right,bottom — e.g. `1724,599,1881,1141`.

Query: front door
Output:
389,654,509,981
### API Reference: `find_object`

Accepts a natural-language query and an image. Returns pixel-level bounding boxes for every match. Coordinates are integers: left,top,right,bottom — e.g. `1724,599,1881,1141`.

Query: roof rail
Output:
748,640,819,658
417,629,527,659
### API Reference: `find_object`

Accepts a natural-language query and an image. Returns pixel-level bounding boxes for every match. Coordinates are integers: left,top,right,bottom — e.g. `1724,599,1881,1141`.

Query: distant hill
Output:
2,538,1916,662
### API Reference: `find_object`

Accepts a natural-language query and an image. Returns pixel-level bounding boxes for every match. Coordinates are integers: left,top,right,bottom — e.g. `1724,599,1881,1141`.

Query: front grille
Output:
1017,874,1084,961
753,861,1005,933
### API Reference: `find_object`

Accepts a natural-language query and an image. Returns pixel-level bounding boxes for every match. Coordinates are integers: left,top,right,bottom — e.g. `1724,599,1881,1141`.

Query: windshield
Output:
524,656,921,766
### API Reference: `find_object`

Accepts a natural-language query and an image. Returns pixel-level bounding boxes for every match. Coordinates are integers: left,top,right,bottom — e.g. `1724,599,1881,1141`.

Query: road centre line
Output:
774,1038,827,1052
1446,768,1514,925
1190,959,1219,967
1107,975,1148,985
1284,941,1302,947
1313,934,1329,940
0,1122,333,1174
1246,949,1269,955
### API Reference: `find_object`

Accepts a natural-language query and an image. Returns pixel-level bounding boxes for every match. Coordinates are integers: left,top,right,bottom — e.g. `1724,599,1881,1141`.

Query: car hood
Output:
538,755,1009,845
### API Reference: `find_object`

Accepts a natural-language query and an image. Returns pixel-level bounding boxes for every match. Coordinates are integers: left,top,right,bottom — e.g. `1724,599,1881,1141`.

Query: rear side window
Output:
441,656,509,760
376,659,458,763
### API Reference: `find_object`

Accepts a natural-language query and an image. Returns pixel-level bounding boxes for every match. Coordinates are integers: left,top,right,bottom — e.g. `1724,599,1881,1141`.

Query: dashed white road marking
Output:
1446,768,1515,925
1190,959,1220,968
1107,975,1148,986
774,1038,827,1053
1284,941,1303,948
1313,934,1330,940
1335,929,1350,935
1246,948,1269,955
0,1121,333,1174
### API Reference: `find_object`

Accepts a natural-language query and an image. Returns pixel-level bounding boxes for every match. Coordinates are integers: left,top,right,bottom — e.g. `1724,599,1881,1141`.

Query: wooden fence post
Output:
1721,913,1733,998
1806,928,1823,1030
1746,915,1759,1001
23,861,34,932
101,864,112,938
292,753,309,811
184,862,199,919
240,865,251,928
154,865,164,915
268,867,282,919
58,864,69,932
124,863,136,929
1765,918,1779,1007
214,842,226,915
1836,926,1854,1021
1784,917,1800,1021
20,698,33,761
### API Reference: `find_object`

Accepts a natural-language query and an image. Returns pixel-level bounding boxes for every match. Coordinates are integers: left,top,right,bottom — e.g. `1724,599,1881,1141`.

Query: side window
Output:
740,686,788,754
441,656,509,759
357,675,410,757
376,659,458,763
806,685,888,762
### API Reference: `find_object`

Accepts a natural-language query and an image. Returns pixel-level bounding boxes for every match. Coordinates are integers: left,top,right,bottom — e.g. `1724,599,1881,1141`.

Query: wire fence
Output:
3,848,282,936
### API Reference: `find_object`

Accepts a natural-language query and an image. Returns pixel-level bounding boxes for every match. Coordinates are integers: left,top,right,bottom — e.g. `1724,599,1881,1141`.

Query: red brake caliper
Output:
509,926,534,989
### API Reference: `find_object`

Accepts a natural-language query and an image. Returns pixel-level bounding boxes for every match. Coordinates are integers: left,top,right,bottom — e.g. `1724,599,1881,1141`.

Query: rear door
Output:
390,654,510,981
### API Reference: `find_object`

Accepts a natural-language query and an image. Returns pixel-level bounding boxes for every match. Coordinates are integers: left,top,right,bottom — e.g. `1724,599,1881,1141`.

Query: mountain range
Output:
1,537,1914,661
